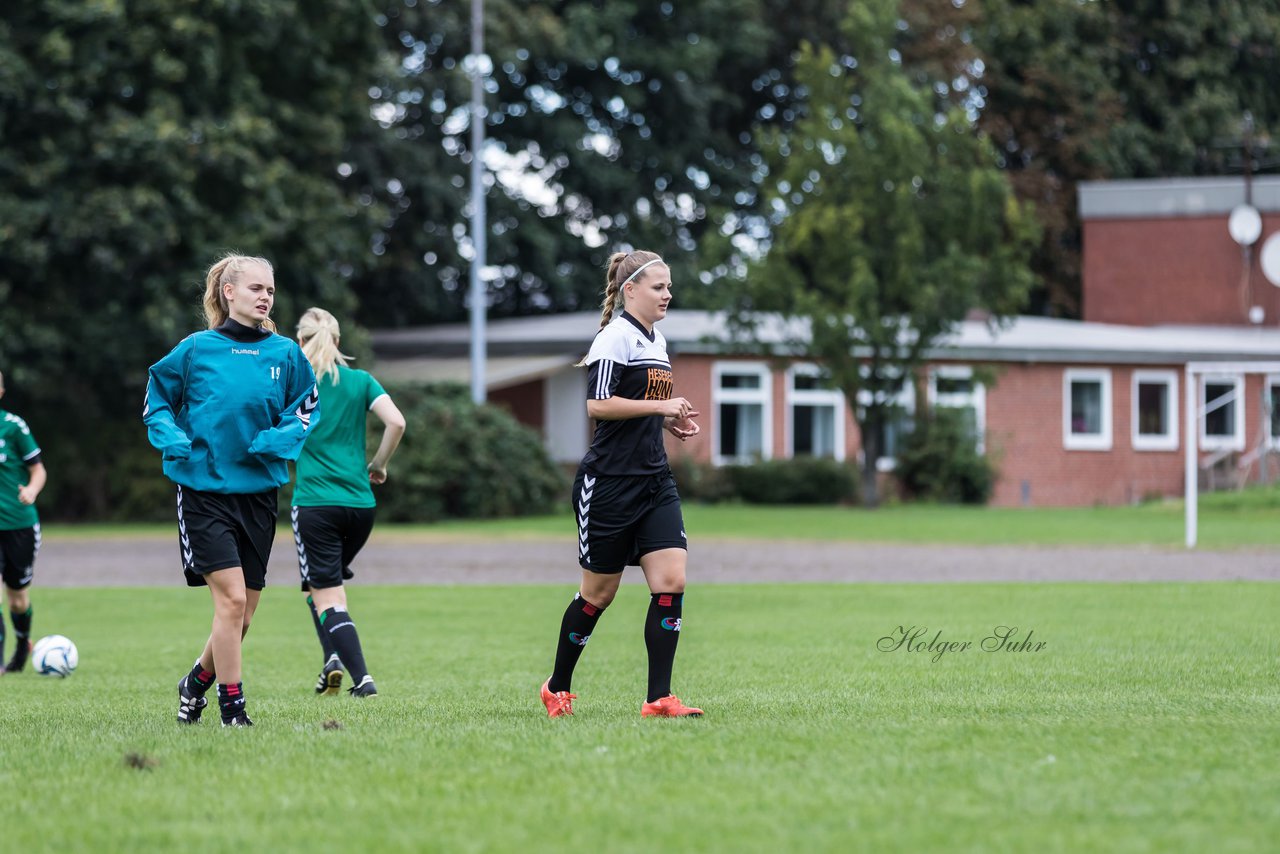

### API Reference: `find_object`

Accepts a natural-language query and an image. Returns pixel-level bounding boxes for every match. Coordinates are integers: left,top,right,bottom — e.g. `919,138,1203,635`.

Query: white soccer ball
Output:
32,635,78,677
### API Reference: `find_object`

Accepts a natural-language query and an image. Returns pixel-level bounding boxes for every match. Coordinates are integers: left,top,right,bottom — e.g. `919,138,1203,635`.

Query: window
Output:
856,368,915,471
928,366,986,453
713,362,772,464
1131,370,1178,451
1063,368,1112,451
786,365,845,460
1199,374,1244,451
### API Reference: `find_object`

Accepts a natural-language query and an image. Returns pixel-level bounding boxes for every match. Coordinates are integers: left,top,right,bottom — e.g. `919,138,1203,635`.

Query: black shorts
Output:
573,468,686,574
175,485,278,591
291,505,376,591
0,524,40,590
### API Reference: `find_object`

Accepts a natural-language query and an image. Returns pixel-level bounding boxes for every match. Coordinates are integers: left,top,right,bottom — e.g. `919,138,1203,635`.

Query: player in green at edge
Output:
291,308,405,698
0,369,47,674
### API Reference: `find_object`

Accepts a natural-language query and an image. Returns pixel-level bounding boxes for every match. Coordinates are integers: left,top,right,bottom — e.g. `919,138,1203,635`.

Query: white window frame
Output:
927,365,986,454
1131,370,1179,452
712,361,773,465
785,363,846,461
1063,368,1112,451
1198,373,1245,452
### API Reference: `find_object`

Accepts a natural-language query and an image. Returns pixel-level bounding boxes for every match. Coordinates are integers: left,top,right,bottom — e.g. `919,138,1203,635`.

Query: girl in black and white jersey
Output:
539,250,703,719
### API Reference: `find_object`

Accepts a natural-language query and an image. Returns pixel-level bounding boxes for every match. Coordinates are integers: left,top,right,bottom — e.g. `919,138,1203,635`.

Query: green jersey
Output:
293,366,387,508
0,408,41,530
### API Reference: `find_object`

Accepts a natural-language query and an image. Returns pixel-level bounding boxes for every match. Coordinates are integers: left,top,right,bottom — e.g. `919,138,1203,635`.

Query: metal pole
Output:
1184,365,1197,549
468,0,487,404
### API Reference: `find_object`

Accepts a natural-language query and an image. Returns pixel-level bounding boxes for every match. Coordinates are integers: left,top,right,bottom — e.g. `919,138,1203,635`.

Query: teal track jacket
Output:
144,326,319,494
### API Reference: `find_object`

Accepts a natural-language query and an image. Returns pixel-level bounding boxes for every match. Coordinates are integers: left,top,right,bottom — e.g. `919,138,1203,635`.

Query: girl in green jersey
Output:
292,308,405,697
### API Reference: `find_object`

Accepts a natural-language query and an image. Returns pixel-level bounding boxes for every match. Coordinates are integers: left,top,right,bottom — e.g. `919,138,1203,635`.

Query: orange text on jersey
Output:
645,368,674,400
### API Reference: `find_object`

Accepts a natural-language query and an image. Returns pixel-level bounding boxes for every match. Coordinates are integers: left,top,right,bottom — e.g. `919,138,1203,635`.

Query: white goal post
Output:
1184,360,1280,548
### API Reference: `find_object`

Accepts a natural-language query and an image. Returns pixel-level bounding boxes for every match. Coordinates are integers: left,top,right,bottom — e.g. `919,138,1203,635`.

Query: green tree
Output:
0,0,387,517
966,0,1280,315
355,0,855,326
741,0,1037,507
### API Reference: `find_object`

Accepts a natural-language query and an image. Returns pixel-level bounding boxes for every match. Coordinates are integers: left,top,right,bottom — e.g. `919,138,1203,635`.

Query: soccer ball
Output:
31,635,78,677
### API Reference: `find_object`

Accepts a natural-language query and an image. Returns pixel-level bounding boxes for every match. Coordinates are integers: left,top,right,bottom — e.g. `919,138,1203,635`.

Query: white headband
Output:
620,258,663,287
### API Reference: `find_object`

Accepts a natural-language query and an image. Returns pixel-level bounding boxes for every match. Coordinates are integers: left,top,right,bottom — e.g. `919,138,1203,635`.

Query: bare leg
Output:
638,548,687,595
203,567,248,684
579,569,623,609
196,587,261,672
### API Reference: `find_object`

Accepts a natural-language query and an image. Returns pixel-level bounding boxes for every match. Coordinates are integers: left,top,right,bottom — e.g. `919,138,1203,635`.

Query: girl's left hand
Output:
664,416,700,441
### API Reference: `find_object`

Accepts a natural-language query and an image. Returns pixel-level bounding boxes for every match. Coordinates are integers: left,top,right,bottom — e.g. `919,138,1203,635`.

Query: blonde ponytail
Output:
297,307,352,384
576,249,663,366
202,253,277,332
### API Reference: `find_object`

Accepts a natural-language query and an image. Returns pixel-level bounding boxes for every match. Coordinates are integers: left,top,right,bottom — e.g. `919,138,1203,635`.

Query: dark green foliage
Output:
896,408,994,505
670,455,858,504
372,384,565,521
10,0,1280,522
358,0,854,326
667,455,736,504
723,457,858,505
0,0,386,519
961,0,1280,315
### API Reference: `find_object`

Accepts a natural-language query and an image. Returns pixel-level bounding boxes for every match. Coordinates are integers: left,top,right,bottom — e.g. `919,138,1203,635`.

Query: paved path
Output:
34,533,1279,586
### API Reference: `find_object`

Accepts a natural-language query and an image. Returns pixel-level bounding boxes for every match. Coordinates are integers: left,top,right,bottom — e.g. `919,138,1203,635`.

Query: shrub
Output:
723,456,859,504
373,384,566,522
40,427,176,523
896,407,995,504
667,455,737,503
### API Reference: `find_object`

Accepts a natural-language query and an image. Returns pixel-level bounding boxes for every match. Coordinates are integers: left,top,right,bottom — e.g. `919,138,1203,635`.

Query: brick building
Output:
372,176,1280,506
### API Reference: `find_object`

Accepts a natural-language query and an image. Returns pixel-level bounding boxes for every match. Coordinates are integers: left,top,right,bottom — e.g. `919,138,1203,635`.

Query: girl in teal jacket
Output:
144,253,318,727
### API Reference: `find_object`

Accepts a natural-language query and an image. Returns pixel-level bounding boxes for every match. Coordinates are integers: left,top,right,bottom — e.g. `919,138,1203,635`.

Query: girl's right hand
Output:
658,397,696,420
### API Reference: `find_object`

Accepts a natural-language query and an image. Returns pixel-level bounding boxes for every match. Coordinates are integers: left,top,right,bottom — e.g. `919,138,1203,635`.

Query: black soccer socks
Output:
644,592,683,702
548,593,606,694
186,659,216,694
320,606,370,686
217,682,246,723
307,595,338,662
6,607,31,671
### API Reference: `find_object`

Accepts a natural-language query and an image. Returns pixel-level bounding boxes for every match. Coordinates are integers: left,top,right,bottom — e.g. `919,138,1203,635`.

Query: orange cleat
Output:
540,679,577,718
641,695,703,718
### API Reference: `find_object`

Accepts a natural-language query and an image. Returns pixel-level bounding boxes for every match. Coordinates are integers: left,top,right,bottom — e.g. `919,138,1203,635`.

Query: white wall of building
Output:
544,368,589,462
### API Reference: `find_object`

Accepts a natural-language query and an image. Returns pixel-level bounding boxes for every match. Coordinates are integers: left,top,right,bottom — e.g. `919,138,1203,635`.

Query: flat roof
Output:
371,310,1280,368
372,354,577,389
1079,175,1280,219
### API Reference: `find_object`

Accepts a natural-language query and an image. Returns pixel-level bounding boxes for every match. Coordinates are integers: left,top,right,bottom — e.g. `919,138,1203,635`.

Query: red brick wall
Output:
666,354,862,465
1082,216,1280,325
615,354,1275,507
489,381,544,435
987,363,1274,506
667,354,714,462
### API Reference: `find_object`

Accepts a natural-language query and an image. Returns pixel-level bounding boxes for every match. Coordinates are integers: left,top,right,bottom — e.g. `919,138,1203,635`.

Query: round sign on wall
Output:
1229,204,1263,246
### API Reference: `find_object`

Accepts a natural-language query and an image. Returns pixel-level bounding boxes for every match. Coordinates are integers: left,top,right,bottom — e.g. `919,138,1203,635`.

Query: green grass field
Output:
399,500,1279,548
1,583,1276,852
49,488,1280,549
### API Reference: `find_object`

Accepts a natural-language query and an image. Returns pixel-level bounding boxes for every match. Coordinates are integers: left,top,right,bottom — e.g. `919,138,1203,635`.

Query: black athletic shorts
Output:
175,485,278,591
573,468,686,574
0,524,40,590
291,505,376,592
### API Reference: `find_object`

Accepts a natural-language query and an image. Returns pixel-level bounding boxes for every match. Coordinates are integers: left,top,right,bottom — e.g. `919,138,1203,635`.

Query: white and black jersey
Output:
580,311,674,477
